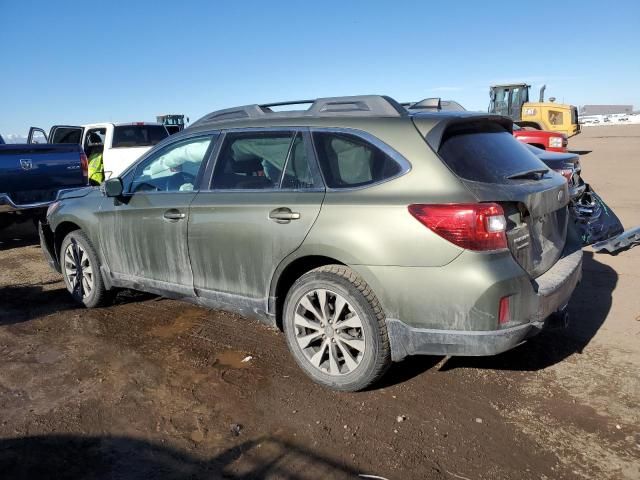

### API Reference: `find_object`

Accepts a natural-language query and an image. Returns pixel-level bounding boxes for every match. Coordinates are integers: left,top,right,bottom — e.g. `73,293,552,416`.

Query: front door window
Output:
129,136,213,193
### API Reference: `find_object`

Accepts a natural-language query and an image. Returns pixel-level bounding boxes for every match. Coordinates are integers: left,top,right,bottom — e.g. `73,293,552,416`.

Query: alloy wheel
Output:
293,288,366,376
63,240,94,299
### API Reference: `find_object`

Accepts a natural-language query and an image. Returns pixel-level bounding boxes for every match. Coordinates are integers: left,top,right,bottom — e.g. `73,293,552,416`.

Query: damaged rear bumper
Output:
386,248,583,361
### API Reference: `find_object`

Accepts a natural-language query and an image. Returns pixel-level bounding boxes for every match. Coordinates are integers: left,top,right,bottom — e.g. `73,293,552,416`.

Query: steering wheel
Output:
166,171,196,191
181,172,196,184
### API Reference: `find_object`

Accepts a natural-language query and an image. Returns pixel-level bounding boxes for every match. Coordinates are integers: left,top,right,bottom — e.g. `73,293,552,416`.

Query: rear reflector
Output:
408,203,508,251
498,296,511,324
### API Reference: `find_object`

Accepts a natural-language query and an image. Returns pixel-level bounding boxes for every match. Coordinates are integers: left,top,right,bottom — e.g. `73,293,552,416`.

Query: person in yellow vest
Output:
86,132,105,185
88,151,104,185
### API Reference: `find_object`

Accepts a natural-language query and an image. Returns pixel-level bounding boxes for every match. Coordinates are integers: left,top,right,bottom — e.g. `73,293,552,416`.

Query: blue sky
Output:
1,0,639,136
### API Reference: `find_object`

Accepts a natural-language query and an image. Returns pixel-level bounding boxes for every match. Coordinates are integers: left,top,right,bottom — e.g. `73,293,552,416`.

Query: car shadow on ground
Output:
0,282,77,325
0,282,157,326
0,236,39,251
440,250,616,372
0,222,40,251
0,434,359,480
375,355,444,389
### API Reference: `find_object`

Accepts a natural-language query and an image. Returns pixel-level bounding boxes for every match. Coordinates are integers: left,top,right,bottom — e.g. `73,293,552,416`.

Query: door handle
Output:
269,208,300,223
163,209,186,221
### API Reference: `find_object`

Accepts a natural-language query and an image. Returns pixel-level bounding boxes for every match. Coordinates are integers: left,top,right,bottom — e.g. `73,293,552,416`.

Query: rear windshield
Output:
438,122,549,184
112,125,168,148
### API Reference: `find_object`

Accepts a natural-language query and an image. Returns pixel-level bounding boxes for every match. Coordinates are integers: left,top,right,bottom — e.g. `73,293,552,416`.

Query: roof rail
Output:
260,99,315,109
406,98,442,110
404,98,467,113
193,95,407,126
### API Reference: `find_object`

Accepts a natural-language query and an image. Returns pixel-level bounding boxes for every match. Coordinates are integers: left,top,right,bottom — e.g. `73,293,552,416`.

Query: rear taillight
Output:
408,203,508,251
549,136,564,149
80,152,89,184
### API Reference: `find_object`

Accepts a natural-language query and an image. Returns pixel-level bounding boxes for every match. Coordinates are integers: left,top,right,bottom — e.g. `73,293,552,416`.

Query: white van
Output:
28,122,169,179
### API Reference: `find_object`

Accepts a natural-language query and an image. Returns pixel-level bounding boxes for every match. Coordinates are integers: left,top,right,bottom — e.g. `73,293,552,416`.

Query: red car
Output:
513,124,568,152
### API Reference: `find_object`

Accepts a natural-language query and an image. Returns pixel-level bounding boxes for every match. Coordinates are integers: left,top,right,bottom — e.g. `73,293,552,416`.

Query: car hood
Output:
57,186,100,201
515,129,554,138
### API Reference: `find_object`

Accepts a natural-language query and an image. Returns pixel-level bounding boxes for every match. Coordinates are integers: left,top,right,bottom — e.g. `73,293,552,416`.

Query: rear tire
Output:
60,230,112,308
283,265,391,391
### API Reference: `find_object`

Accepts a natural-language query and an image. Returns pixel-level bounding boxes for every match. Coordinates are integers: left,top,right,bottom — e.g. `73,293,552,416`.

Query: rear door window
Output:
211,130,321,191
211,131,294,190
281,133,320,190
438,122,550,184
112,125,168,148
312,131,402,188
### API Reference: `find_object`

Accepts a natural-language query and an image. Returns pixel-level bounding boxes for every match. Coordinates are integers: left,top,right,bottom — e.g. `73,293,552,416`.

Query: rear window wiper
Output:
506,168,549,180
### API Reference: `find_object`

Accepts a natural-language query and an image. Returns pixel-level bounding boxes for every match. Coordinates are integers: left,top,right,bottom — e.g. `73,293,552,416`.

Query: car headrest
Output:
232,155,263,174
87,132,103,146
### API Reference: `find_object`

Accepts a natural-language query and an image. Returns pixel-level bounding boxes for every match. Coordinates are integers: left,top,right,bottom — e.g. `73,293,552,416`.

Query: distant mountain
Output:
3,134,28,144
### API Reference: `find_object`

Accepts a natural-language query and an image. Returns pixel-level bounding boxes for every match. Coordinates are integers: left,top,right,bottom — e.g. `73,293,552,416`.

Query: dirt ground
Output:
1,125,639,480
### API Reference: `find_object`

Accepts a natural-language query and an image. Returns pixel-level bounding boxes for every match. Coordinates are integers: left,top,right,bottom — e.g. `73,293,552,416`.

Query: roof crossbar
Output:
194,95,407,126
260,100,315,108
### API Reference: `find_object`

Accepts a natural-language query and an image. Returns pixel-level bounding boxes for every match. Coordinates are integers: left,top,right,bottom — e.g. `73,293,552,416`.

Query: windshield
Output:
438,122,550,184
112,125,168,148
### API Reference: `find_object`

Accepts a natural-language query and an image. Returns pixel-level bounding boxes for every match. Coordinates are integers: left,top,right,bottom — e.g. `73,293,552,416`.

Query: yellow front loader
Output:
489,83,580,137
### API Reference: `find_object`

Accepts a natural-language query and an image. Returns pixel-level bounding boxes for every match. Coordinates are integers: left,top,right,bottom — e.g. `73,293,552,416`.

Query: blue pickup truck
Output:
0,132,88,230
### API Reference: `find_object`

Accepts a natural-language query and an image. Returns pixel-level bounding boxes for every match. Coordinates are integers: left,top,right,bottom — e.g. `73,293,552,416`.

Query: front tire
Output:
60,230,112,308
283,265,391,391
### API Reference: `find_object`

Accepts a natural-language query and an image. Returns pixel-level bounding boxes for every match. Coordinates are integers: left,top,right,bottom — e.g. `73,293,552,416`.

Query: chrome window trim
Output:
200,187,325,194
309,127,412,192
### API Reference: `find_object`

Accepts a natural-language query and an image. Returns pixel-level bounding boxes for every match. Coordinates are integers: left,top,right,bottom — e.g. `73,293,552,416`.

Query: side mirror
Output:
103,177,123,197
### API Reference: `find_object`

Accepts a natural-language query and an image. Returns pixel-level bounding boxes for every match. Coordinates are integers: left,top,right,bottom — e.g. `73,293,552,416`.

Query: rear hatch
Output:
422,118,569,279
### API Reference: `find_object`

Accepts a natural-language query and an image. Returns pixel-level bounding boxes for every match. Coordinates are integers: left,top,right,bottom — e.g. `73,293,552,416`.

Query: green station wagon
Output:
40,95,582,391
